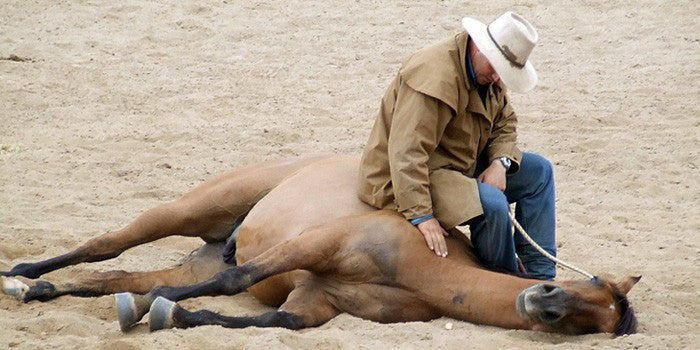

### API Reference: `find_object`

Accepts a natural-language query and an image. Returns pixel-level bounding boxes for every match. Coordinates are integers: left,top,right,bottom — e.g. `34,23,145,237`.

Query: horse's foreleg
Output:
115,221,348,331
149,280,340,331
152,302,305,331
144,222,345,302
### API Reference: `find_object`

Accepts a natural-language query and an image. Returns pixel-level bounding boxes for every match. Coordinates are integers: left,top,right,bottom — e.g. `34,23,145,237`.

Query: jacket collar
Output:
399,31,497,120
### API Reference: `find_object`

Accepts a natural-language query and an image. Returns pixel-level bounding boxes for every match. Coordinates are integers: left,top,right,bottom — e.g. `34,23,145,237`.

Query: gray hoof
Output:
149,296,176,331
1,276,29,300
115,292,149,332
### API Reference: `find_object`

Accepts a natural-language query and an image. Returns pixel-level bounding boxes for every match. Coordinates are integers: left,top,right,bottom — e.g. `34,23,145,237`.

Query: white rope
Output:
508,211,595,280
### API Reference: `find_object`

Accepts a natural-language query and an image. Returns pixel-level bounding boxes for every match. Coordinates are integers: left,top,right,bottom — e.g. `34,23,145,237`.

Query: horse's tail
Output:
222,220,243,264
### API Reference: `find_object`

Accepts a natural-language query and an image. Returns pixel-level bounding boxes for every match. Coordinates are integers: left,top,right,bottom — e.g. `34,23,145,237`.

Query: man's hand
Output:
477,160,507,191
416,218,449,257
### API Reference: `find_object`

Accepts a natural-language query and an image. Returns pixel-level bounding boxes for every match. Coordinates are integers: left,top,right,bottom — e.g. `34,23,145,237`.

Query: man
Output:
357,12,556,280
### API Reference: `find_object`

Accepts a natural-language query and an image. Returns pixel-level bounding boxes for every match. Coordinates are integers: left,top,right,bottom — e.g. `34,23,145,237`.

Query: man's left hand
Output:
477,160,507,191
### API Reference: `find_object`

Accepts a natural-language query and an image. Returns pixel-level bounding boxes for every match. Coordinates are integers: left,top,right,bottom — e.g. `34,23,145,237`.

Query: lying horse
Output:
1,154,639,335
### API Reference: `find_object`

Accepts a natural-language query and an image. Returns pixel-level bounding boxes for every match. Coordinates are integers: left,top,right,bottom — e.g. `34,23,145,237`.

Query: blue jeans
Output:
467,152,557,280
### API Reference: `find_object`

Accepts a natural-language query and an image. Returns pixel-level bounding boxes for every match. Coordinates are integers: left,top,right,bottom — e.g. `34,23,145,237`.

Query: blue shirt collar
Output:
466,38,478,89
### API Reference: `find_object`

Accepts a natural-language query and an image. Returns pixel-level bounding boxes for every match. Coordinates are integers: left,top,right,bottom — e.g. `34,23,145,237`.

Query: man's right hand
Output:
416,218,449,257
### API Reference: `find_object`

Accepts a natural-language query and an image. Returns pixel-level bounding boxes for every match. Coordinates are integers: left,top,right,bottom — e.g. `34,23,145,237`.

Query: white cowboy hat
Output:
461,12,538,93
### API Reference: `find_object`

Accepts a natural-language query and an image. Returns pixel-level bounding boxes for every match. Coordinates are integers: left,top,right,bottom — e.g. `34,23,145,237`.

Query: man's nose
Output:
491,72,500,82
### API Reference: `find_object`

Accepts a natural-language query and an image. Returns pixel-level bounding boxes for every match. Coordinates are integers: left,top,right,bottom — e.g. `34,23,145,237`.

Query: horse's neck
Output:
415,261,538,330
466,268,538,329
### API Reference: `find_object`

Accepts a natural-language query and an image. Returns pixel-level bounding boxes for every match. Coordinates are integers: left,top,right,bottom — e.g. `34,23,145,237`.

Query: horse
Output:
1,154,639,336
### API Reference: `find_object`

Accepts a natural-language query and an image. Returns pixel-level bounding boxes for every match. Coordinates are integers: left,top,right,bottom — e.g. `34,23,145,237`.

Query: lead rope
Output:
508,210,595,280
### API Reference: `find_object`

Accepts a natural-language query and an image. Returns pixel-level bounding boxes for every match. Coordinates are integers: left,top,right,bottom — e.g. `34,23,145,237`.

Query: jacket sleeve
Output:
387,81,453,220
486,93,523,174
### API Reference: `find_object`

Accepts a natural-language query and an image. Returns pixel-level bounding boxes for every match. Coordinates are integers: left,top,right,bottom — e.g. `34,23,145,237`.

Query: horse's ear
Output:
615,275,641,295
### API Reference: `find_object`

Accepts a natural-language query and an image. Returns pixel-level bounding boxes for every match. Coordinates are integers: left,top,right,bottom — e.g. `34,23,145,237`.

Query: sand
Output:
0,0,698,349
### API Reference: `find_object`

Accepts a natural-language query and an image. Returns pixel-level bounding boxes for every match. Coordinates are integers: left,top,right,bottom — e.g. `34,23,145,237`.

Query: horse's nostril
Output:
542,284,557,294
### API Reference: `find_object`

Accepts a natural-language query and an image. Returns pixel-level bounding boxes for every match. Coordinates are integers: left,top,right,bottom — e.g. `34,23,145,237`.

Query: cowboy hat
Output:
462,12,538,93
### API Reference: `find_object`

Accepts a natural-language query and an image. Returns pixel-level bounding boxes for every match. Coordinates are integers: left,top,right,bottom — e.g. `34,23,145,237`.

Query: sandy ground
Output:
0,0,698,349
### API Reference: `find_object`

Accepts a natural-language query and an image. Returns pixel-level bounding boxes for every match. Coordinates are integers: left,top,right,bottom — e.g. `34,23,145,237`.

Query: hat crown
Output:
487,11,538,67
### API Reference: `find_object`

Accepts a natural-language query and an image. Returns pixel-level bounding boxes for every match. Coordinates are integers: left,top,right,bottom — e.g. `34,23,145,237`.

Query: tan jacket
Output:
357,31,522,229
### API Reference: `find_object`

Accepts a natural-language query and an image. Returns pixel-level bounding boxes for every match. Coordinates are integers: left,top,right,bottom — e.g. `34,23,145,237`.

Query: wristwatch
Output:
497,156,512,171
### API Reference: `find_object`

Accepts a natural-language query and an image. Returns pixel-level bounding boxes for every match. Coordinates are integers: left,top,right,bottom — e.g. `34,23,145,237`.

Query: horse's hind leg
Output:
0,197,233,279
2,243,230,303
149,278,340,331
1,154,331,279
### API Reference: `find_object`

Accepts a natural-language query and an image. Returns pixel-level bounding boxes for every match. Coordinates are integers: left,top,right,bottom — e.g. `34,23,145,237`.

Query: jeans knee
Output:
524,153,554,180
521,154,554,193
485,201,510,220
479,187,510,220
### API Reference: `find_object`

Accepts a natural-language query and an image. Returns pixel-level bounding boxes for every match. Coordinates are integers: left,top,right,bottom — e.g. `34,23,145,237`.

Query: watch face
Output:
500,157,511,169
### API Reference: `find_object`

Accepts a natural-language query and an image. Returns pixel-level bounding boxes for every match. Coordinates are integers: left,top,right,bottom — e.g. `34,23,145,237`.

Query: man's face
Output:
472,47,500,85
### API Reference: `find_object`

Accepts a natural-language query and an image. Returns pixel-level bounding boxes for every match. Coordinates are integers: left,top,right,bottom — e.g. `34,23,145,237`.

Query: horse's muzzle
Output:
516,284,570,324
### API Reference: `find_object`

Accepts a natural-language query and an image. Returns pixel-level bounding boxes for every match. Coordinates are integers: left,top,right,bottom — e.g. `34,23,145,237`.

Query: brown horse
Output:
1,155,639,335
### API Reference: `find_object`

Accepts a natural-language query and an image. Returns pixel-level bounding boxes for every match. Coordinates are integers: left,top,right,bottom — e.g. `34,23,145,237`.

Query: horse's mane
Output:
613,293,638,336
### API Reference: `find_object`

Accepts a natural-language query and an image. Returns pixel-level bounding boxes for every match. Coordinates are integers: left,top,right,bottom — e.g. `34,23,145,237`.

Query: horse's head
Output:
515,275,641,335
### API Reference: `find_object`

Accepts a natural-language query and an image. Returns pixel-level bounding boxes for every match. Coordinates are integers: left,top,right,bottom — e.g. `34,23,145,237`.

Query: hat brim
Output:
461,17,537,93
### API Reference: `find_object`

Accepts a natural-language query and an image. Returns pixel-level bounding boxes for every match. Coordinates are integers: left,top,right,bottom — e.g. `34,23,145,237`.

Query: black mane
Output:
613,295,638,336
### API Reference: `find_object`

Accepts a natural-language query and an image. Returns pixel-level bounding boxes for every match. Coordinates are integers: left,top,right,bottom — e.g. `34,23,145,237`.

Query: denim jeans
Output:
467,152,557,280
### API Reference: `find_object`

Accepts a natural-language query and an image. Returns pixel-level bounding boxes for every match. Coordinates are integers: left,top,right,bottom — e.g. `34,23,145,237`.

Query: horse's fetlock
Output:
24,280,57,302
260,311,304,330
8,263,40,279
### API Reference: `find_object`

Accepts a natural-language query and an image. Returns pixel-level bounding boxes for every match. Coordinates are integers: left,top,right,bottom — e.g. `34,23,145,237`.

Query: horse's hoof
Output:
149,296,176,331
115,293,151,332
1,276,29,300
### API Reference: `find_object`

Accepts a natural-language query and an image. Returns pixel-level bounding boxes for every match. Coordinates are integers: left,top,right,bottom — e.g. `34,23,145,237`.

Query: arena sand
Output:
0,1,698,349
